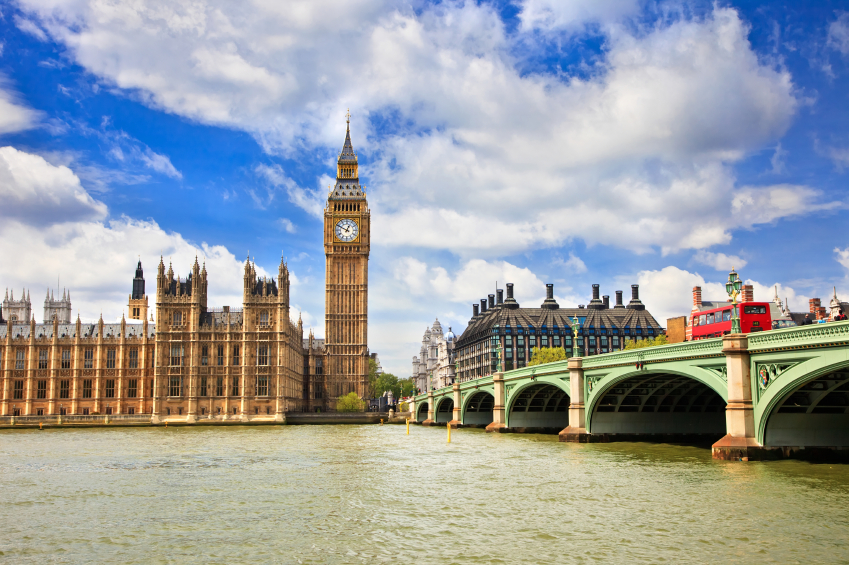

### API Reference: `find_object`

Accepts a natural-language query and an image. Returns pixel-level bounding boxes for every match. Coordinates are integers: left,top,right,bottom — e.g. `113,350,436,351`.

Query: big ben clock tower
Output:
324,111,370,406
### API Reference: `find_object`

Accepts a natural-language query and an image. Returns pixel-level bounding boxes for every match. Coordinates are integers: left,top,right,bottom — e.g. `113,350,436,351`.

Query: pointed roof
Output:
338,109,357,164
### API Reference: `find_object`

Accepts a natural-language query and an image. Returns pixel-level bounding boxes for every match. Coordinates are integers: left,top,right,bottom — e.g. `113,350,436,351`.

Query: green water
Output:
1,425,848,564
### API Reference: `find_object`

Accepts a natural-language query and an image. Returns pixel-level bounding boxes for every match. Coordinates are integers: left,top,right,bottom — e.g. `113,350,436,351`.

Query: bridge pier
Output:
559,357,596,442
712,335,762,460
485,373,507,432
422,391,436,426
448,383,462,428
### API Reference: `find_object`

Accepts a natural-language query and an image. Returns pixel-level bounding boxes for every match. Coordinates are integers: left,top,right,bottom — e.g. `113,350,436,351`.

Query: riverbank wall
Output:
0,412,413,429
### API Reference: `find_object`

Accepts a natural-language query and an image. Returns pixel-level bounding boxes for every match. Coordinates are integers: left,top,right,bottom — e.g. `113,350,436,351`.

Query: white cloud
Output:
836,246,849,271
0,77,40,134
692,250,747,271
16,2,809,257
0,146,107,225
277,218,296,233
255,164,325,218
770,143,787,174
0,147,308,326
518,0,640,33
14,15,48,41
555,252,588,274
828,12,849,56
139,148,182,179
635,266,809,323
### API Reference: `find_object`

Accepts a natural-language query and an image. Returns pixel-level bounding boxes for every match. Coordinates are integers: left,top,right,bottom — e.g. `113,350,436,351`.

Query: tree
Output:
336,392,364,412
624,334,670,350
399,378,415,397
528,346,568,366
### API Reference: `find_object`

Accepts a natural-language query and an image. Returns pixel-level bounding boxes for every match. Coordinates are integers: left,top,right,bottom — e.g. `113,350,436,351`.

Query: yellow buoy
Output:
380,418,384,425
406,418,410,435
39,422,43,430
447,421,451,443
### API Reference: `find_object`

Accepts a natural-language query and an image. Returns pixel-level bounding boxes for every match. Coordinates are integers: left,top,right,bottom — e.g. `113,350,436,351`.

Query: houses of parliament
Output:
0,117,370,421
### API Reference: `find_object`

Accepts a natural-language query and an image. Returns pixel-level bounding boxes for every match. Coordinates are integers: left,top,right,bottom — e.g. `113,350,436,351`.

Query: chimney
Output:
615,290,624,308
504,283,520,309
588,283,604,309
603,295,610,309
741,285,754,303
693,286,702,310
496,289,504,305
473,304,479,318
541,284,559,310
480,299,487,313
488,294,495,309
627,284,644,310
810,298,826,320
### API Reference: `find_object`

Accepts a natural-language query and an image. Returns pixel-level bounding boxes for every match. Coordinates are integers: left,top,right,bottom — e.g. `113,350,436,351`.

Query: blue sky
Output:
1,0,848,377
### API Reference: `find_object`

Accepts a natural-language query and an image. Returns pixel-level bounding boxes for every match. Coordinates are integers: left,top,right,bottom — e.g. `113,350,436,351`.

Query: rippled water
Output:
1,425,849,564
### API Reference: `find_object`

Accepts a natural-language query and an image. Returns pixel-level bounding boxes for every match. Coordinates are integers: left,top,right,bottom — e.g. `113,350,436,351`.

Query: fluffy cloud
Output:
836,246,849,271
692,250,747,271
634,265,809,323
828,12,849,56
0,78,40,134
16,1,813,258
0,146,107,225
0,147,314,325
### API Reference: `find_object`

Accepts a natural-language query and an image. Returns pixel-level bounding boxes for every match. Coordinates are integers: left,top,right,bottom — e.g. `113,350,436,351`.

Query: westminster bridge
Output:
410,321,849,460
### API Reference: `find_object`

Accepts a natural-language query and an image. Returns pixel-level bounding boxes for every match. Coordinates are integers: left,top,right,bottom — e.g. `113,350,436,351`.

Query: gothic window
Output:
200,377,208,397
232,377,240,396
257,375,269,396
13,380,23,399
60,380,70,399
127,379,137,398
15,349,24,370
172,311,182,325
217,345,224,366
170,344,183,366
232,345,240,366
107,348,116,369
37,380,47,399
129,348,139,369
62,349,71,369
216,377,224,397
84,348,93,369
201,346,208,366
38,349,48,369
169,376,182,397
260,311,269,326
82,379,92,399
105,379,115,398
258,345,268,366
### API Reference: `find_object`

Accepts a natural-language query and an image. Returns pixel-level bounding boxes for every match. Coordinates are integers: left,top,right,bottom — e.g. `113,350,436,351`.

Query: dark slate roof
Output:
251,277,278,297
338,123,357,163
455,302,663,348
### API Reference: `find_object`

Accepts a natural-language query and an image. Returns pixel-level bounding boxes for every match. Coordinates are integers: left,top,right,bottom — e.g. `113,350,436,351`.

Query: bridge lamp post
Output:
572,316,581,358
726,267,743,334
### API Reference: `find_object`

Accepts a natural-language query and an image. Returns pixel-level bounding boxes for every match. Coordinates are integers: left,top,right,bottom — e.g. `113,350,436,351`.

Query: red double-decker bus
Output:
691,302,772,340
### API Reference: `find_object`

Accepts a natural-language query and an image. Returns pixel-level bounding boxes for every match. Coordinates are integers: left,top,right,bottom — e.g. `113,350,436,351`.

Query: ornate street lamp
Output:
495,340,503,373
572,316,581,357
726,267,743,334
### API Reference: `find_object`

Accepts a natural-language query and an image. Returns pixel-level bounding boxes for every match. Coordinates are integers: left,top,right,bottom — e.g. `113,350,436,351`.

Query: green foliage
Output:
400,378,415,398
527,346,568,366
367,358,414,399
398,401,409,412
336,392,364,413
623,334,670,350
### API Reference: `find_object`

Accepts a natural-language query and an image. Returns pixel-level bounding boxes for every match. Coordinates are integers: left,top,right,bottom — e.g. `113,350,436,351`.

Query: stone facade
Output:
411,319,456,392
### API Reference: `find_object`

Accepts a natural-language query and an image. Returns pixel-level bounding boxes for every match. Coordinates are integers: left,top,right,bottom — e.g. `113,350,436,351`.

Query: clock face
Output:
335,218,359,242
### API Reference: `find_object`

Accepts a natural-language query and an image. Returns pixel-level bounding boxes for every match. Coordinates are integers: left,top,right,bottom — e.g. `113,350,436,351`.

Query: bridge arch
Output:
462,390,494,427
505,380,570,431
587,370,726,439
435,396,454,424
758,359,849,447
415,401,429,423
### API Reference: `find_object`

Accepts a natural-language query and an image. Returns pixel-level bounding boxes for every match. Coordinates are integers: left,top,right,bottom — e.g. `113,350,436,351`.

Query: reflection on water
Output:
1,425,848,564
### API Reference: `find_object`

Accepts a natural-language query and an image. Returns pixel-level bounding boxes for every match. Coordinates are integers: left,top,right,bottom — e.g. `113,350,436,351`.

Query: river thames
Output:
1,425,848,564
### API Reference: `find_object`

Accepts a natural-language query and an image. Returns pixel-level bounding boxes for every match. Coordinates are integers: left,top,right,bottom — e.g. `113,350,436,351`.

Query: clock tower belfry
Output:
324,112,370,406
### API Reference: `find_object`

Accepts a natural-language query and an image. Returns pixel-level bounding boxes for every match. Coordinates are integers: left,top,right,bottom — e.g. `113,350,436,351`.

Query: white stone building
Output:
411,318,456,393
